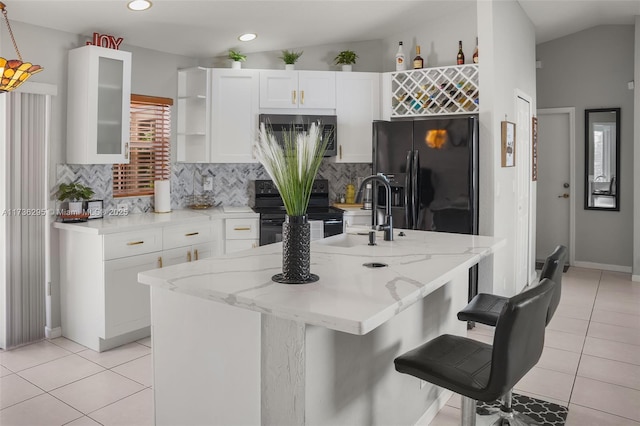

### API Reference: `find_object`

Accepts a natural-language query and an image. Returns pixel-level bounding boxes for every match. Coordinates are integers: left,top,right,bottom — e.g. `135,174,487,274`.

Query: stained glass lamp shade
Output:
0,2,42,92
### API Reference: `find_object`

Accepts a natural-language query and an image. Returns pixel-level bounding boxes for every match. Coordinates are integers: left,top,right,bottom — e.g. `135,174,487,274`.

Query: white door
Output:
259,70,298,108
536,108,574,264
297,71,336,109
515,94,532,289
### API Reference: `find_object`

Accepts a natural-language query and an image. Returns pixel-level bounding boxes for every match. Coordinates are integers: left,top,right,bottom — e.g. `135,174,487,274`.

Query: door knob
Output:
558,193,569,198
563,183,570,188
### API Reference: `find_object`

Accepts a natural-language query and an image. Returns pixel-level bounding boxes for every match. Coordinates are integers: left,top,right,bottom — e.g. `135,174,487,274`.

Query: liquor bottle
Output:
395,41,406,71
457,41,465,65
413,45,424,69
472,37,479,64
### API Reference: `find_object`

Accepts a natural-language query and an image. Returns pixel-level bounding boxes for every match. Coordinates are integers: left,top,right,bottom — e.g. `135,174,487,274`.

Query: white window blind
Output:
113,94,172,197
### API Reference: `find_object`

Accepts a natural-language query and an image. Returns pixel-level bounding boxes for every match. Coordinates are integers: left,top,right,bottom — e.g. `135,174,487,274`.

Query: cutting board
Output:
222,206,254,213
333,203,364,209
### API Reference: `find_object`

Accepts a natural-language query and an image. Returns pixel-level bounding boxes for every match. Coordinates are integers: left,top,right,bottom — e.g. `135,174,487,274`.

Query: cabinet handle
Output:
339,145,343,160
185,232,199,237
301,90,305,104
252,243,257,248
194,249,199,261
158,256,163,268
187,251,192,262
292,90,296,104
124,142,129,159
234,226,251,231
126,241,144,246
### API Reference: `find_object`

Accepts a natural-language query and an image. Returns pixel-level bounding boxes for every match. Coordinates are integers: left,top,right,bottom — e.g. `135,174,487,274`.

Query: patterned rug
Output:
477,393,569,425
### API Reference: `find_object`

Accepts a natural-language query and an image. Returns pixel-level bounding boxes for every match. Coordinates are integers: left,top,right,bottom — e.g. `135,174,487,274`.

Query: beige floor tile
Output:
583,336,640,366
514,366,574,402
445,393,461,409
112,354,152,387
537,346,581,375
588,321,640,346
467,332,493,345
136,336,152,348
50,370,145,414
88,388,153,426
567,403,640,426
64,416,103,426
0,393,83,426
77,342,150,369
513,389,568,407
0,365,12,377
578,354,640,391
547,315,589,336
571,376,640,422
560,286,598,306
554,303,593,321
591,309,640,329
0,374,44,409
468,323,495,337
17,354,105,392
428,405,460,426
0,341,71,372
49,337,88,354
544,329,586,353
594,297,640,316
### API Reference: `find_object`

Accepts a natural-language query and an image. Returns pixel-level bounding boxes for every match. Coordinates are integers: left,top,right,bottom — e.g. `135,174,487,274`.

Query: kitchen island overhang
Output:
139,229,505,425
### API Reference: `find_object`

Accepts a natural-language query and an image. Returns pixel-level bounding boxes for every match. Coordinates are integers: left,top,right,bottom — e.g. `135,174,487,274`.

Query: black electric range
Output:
253,179,344,246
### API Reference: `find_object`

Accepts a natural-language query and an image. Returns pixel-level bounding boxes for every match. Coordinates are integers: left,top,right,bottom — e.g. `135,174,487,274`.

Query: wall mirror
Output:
584,108,620,211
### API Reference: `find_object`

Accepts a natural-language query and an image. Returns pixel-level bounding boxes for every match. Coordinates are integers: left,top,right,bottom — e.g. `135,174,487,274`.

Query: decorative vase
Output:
341,64,352,72
285,64,295,71
272,214,318,284
68,201,83,214
231,61,242,70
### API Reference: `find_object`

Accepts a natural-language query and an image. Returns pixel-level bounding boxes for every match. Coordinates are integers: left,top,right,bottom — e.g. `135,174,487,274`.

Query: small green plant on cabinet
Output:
228,49,247,62
56,182,94,202
279,49,303,64
334,50,358,65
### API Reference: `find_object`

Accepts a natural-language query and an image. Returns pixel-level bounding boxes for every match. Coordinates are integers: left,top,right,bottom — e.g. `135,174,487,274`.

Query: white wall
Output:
536,25,635,269
634,17,640,280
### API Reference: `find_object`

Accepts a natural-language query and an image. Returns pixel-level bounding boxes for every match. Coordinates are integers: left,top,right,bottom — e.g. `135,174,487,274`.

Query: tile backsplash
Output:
56,162,372,214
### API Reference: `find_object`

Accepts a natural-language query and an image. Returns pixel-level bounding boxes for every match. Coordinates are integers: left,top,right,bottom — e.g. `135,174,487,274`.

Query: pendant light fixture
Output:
0,1,42,93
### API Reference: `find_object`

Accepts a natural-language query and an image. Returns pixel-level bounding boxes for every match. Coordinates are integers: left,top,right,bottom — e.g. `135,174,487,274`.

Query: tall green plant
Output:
279,49,303,64
254,122,329,216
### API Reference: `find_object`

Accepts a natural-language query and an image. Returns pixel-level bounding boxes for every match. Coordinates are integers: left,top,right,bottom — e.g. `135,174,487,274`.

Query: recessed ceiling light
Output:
128,0,152,11
238,33,257,42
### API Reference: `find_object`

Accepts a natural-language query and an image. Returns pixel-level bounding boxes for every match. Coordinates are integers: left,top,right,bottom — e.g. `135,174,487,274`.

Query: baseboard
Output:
632,274,640,282
414,389,453,426
572,261,632,273
45,326,62,339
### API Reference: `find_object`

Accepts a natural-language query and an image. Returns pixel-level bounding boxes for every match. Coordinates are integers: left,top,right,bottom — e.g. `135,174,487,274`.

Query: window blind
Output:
113,94,173,197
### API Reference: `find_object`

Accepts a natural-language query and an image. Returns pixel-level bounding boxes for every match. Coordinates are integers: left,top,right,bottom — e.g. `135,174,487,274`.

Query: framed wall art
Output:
531,116,538,181
501,120,516,167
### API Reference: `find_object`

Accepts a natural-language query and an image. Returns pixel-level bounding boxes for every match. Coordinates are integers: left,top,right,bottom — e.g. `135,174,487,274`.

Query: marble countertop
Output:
138,229,505,335
53,207,258,235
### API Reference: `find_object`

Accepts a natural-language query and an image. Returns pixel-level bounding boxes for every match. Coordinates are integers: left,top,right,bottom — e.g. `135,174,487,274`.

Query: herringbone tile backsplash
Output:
56,162,372,214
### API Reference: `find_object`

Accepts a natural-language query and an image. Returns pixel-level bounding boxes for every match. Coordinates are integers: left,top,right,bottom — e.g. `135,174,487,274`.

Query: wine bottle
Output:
395,41,406,71
413,45,424,69
472,37,478,64
457,41,465,65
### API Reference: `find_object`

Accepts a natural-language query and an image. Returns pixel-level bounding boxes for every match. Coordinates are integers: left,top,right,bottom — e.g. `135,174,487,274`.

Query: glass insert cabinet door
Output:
584,108,620,211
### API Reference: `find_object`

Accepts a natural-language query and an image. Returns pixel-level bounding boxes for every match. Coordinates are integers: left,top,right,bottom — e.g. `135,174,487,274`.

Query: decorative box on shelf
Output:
390,64,479,117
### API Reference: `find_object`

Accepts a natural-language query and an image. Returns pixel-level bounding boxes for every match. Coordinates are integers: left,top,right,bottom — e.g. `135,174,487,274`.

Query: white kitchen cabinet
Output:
224,217,259,254
67,45,131,164
210,69,260,163
177,67,210,163
335,72,381,163
259,70,335,109
161,220,222,265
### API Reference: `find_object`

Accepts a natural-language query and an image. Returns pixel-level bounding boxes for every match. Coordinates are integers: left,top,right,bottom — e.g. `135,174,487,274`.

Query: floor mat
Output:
477,393,569,425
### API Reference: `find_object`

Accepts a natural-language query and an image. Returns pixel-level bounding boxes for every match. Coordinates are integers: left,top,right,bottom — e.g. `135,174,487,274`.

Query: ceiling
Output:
4,0,639,58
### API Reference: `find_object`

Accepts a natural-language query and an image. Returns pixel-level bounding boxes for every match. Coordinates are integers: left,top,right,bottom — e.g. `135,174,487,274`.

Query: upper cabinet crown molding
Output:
66,45,132,164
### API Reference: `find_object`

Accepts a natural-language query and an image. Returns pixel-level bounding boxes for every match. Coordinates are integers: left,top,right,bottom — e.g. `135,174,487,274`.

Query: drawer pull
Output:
126,241,144,246
194,249,199,261
158,256,163,268
185,232,200,237
234,226,251,231
187,251,192,262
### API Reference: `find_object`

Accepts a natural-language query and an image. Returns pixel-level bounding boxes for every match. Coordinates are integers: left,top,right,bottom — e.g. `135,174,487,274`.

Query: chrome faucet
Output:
356,173,394,241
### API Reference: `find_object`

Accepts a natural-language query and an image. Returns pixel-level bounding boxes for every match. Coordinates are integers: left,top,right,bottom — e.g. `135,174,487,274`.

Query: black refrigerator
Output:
372,115,479,299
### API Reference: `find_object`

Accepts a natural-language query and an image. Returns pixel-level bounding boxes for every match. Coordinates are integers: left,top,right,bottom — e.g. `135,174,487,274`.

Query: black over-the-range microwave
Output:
258,114,337,157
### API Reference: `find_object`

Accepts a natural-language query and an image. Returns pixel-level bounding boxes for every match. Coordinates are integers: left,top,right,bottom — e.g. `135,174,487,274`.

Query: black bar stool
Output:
394,278,556,426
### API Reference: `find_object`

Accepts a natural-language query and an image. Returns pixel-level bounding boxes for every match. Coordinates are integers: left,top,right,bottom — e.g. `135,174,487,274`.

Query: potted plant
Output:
56,182,94,215
228,49,247,69
334,50,358,71
279,49,303,70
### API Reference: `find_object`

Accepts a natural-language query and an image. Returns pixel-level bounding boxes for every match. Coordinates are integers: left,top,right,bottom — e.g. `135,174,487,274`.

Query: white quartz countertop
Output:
53,208,258,235
138,229,505,335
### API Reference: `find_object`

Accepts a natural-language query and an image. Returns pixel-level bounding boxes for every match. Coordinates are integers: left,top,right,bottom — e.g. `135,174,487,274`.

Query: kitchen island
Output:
138,229,504,425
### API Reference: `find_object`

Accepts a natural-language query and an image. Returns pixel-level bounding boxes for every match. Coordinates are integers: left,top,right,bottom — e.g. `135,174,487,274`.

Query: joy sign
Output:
86,32,124,50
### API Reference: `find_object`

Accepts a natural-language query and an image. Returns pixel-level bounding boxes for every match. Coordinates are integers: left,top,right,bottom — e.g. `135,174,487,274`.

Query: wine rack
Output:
390,64,479,117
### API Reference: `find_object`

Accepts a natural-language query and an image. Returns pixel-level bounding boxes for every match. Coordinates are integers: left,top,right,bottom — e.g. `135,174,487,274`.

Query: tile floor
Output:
0,267,638,425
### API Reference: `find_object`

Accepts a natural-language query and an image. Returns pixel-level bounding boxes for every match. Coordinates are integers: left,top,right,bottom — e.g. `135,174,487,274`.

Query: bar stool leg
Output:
461,396,477,426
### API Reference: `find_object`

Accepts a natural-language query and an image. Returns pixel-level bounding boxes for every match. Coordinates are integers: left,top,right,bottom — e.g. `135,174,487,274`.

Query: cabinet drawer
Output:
104,228,163,260
226,239,258,254
163,222,215,250
225,218,259,240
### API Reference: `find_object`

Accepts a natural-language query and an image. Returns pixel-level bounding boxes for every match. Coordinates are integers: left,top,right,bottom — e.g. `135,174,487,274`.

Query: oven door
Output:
323,218,344,238
259,217,285,246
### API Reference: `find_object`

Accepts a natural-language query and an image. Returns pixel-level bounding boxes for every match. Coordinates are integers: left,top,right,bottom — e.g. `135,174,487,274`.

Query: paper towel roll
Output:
154,180,171,213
